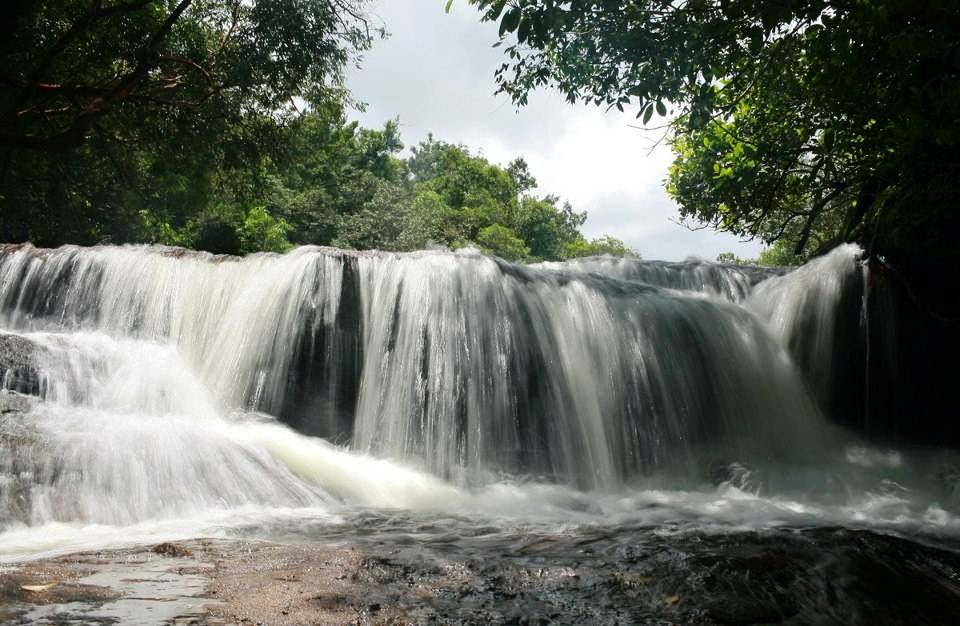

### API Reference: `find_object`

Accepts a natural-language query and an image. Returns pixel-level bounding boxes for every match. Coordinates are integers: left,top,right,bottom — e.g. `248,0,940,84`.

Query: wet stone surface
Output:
0,548,212,626
3,524,960,625
0,333,45,397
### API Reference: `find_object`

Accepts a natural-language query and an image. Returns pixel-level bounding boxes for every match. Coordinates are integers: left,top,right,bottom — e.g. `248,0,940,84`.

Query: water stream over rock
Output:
1,243,958,622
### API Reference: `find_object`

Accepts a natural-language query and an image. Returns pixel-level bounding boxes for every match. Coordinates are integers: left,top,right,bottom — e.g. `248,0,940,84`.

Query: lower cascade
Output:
0,243,957,560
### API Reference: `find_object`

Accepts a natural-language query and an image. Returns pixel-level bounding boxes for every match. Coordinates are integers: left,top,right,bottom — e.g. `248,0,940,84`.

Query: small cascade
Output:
744,244,865,403
532,255,781,301
0,330,333,527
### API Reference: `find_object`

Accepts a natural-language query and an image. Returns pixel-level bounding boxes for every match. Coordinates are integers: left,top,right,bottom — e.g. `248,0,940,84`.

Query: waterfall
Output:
350,251,825,487
0,242,879,534
744,243,864,401
533,255,782,302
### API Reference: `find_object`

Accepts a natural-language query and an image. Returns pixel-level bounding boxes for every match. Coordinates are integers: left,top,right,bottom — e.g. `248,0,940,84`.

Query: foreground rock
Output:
0,390,31,414
0,391,43,528
3,526,960,625
0,546,209,625
0,332,45,396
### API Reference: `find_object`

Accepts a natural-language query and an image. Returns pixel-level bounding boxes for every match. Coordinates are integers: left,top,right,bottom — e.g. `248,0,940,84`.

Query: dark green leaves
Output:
822,129,835,152
518,17,532,43
642,104,654,124
472,0,960,265
499,7,522,37
804,24,823,39
759,3,792,34
485,0,508,21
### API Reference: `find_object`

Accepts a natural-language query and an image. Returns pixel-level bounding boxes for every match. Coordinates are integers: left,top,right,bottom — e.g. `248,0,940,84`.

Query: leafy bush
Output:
476,224,530,261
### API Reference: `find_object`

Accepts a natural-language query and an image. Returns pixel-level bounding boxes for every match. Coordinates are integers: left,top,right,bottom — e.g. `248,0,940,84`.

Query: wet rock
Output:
8,528,960,625
0,410,46,527
0,568,120,608
0,332,45,396
152,542,194,558
706,598,788,624
0,390,31,414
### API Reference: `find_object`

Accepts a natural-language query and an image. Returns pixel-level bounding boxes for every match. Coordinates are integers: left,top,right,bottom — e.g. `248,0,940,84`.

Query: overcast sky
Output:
345,0,764,262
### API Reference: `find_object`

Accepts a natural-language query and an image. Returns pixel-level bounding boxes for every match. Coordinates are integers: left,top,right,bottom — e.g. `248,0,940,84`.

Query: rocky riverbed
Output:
3,522,960,625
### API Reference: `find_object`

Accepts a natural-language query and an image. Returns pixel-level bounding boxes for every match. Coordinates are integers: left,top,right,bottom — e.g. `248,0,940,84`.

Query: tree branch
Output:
0,0,194,152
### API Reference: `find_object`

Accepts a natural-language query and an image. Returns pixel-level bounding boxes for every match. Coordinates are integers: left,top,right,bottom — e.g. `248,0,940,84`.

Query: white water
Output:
1,243,957,563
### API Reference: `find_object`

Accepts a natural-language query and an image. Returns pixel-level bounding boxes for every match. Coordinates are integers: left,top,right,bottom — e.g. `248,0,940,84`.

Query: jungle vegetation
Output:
472,0,960,274
0,0,633,261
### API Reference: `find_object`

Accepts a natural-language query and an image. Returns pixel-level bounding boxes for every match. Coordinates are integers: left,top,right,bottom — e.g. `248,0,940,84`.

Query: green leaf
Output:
532,14,547,41
500,7,522,36
656,100,667,117
643,104,654,124
518,17,532,43
444,0,453,14
759,4,792,33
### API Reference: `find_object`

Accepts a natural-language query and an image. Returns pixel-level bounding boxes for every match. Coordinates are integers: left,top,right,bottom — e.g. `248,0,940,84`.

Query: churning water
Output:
0,243,958,564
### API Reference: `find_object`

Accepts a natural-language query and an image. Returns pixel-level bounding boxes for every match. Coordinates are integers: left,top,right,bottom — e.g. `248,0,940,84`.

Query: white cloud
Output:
346,0,764,261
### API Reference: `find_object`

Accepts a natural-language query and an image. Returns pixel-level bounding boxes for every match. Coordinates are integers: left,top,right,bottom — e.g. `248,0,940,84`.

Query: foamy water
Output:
2,243,957,565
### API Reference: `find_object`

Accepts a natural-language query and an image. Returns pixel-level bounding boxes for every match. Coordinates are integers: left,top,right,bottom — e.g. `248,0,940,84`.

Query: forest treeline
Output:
4,1,957,277
0,0,631,261
5,100,633,261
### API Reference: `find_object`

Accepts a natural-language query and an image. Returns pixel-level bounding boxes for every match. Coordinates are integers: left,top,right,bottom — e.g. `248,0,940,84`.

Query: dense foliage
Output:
0,0,632,261
0,0,373,152
472,0,960,269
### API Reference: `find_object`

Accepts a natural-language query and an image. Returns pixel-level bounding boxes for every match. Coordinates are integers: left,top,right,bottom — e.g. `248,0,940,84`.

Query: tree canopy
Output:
0,0,374,152
472,0,960,269
0,0,634,262
128,117,635,261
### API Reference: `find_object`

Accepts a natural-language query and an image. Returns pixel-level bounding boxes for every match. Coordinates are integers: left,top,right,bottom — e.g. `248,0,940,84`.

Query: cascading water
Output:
0,242,957,564
745,243,865,401
532,254,781,302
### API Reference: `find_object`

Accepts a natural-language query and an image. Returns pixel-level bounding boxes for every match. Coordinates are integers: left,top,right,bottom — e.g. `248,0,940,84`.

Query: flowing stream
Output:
0,243,958,567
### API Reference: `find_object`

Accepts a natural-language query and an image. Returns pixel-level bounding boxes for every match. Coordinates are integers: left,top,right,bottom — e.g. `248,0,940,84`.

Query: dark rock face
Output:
0,390,31,414
0,333,43,527
277,255,364,441
0,400,42,528
0,332,45,397
868,260,960,447
7,526,960,626
820,261,960,448
203,521,960,626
